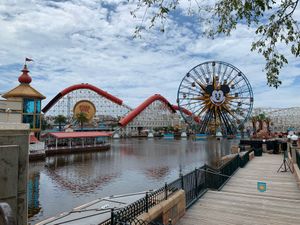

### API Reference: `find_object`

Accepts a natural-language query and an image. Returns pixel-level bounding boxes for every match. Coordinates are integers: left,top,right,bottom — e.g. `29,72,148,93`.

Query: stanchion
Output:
277,149,293,173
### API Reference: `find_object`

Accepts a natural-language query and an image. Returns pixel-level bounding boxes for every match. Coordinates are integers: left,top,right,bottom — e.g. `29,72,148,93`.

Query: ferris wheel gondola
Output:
177,61,253,135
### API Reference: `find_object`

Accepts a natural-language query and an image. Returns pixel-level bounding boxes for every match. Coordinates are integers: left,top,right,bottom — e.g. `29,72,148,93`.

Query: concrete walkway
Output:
177,154,300,225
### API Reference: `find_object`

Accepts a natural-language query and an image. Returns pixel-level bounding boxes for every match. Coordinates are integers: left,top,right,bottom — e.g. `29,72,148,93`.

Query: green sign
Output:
257,182,266,192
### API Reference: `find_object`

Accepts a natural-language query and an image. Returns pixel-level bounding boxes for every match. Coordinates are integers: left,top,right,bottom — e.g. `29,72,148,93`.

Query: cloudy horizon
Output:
0,0,299,109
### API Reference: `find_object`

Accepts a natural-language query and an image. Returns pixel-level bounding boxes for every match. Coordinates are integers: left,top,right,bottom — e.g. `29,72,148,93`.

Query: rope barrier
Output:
197,168,234,178
197,166,297,184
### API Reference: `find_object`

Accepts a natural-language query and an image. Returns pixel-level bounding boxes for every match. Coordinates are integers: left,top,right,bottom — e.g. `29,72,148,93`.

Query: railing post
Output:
291,146,297,164
164,182,168,200
110,208,114,225
180,173,184,190
194,168,198,196
203,164,206,188
145,192,149,213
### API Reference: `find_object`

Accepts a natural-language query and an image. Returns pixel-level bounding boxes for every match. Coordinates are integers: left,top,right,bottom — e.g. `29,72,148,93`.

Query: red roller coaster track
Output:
42,84,200,126
172,105,201,123
42,83,123,113
119,94,176,127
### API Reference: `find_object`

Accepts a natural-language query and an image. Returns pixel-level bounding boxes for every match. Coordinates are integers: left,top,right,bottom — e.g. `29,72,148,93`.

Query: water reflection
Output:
44,152,119,193
28,138,238,223
144,166,170,181
28,172,41,218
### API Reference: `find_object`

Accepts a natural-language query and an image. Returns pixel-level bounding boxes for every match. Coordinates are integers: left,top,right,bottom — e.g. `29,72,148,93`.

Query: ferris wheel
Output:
177,61,253,135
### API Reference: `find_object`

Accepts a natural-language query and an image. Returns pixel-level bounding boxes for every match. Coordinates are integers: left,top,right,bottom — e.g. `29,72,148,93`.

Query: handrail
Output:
296,150,300,169
0,202,16,225
102,149,253,225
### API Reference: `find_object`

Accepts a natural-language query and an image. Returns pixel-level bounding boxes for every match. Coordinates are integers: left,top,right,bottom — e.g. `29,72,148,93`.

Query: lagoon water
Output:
28,138,238,224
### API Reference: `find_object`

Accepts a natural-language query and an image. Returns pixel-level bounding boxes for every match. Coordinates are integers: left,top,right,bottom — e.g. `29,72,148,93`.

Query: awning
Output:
30,134,39,143
48,131,113,139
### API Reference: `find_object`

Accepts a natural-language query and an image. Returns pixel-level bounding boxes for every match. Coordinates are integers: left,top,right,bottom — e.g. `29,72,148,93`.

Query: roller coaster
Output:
252,107,300,132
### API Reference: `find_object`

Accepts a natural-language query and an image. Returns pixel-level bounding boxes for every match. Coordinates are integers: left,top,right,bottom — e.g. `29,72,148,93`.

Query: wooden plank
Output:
177,154,300,225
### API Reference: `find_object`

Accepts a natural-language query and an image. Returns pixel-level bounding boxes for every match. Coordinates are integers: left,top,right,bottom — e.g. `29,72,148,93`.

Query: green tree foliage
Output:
76,112,89,130
257,113,266,130
41,116,51,131
251,115,258,133
132,0,300,88
54,115,67,131
264,116,271,131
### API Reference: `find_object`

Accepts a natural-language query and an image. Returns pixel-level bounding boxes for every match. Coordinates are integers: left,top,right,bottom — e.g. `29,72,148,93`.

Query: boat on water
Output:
163,133,174,139
195,133,207,140
181,131,187,138
148,132,154,138
236,133,242,139
216,131,223,140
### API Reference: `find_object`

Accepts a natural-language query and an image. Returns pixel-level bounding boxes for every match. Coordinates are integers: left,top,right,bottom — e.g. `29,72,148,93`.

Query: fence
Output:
101,149,253,225
112,218,169,225
204,154,240,191
296,150,300,169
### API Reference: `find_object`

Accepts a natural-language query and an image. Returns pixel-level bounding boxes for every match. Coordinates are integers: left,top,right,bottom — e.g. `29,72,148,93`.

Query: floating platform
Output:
36,191,147,225
29,144,110,161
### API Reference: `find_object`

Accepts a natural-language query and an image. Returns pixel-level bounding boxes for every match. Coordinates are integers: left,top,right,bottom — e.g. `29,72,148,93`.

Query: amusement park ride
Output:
41,61,256,137
177,61,253,136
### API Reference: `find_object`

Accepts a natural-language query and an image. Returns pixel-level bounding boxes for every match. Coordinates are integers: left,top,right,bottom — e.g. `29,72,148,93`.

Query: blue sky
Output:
0,0,299,108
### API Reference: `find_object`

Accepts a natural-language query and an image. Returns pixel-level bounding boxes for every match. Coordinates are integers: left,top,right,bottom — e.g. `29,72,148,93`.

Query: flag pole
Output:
25,57,34,66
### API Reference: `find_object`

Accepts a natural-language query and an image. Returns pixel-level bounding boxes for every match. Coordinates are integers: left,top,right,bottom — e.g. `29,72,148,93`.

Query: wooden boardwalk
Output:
177,154,300,225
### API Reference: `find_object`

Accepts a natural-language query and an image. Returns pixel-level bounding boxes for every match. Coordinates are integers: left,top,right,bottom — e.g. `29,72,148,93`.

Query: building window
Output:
35,115,40,129
23,98,42,130
23,114,34,129
23,98,35,113
35,100,41,113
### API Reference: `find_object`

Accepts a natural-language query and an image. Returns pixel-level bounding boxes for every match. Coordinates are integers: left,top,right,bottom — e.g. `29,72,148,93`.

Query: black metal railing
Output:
181,167,206,207
113,218,169,225
296,150,300,169
101,149,253,225
111,181,183,224
204,154,240,190
239,150,251,168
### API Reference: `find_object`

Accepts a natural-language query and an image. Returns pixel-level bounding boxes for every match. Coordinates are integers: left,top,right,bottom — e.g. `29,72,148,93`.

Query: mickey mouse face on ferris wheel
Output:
206,85,230,106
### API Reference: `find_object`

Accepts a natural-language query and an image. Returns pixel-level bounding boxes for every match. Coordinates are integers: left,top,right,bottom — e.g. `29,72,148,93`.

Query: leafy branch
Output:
130,0,300,88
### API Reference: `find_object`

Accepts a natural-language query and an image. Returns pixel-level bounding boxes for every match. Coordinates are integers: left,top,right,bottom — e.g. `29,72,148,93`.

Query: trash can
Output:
273,141,280,154
254,147,263,156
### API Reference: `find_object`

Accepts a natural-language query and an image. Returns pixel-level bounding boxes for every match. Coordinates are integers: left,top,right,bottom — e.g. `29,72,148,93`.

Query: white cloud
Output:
0,0,299,110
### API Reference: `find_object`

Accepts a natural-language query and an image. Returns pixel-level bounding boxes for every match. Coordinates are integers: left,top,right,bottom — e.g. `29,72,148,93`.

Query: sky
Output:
0,0,299,109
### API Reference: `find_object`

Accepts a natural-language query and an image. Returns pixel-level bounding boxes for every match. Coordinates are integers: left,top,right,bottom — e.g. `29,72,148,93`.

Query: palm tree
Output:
257,113,266,131
76,112,89,130
54,115,67,131
251,116,258,134
265,117,271,132
41,116,51,130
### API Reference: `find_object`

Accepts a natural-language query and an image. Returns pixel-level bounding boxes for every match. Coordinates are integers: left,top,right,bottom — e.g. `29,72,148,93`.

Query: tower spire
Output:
18,64,32,84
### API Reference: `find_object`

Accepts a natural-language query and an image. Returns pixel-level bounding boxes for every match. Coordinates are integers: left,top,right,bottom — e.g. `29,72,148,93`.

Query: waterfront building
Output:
0,64,45,133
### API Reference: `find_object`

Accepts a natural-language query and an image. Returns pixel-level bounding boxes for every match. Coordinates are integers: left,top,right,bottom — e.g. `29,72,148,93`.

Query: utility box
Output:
0,123,29,225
